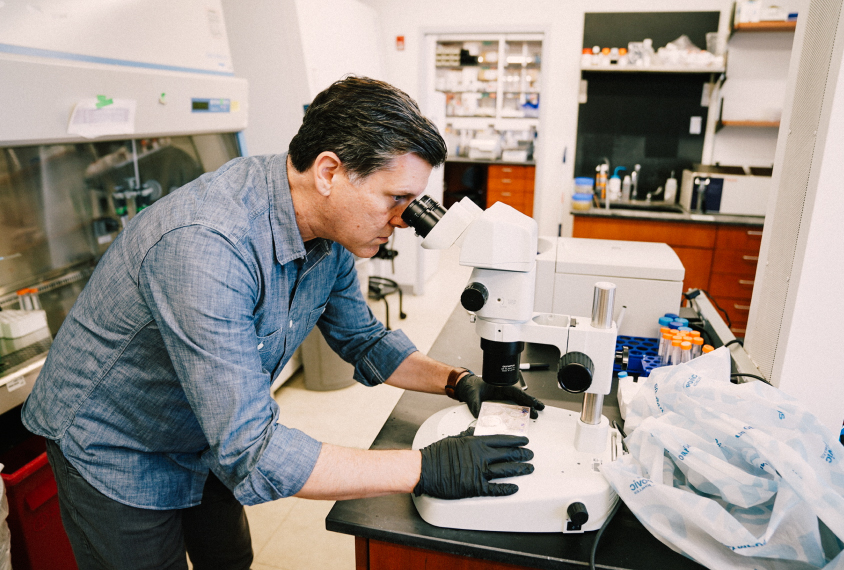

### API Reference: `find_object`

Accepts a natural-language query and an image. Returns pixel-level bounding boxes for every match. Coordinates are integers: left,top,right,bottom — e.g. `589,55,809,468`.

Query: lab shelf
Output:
733,21,797,32
718,120,780,128
580,64,725,73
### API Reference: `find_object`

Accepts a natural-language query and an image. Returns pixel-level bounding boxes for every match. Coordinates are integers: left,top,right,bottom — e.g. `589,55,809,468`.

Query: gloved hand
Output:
414,431,534,499
455,374,546,419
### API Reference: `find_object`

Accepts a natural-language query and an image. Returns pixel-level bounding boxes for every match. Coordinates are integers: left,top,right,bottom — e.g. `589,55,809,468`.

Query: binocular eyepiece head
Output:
401,195,446,238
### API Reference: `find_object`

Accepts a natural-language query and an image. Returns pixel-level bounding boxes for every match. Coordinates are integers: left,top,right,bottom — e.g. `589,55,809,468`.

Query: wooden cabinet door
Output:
361,539,530,570
670,246,713,293
572,217,716,248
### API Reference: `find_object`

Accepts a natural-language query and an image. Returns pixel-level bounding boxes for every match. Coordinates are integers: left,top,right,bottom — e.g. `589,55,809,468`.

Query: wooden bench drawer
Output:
487,193,523,212
711,249,759,276
487,177,526,193
489,164,529,181
709,273,755,301
711,296,751,325
715,226,763,252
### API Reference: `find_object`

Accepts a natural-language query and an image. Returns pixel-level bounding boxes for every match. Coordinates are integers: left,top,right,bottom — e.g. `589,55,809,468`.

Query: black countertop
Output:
326,305,705,570
446,158,536,166
571,206,764,227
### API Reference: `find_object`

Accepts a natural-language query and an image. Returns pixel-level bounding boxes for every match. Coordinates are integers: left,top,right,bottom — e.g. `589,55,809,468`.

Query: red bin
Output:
1,436,77,570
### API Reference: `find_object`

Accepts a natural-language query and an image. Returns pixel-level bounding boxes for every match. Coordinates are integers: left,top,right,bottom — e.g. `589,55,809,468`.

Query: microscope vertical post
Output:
580,283,616,425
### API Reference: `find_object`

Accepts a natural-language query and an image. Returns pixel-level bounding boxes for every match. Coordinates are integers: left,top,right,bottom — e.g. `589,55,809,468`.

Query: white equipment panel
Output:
0,0,247,146
535,238,685,338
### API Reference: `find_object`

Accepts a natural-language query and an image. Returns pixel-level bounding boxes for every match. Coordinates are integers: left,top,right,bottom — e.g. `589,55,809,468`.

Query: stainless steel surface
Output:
580,393,604,424
590,282,615,329
603,201,685,213
570,205,764,226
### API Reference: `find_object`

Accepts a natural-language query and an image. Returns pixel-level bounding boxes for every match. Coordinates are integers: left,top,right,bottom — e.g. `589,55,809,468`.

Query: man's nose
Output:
391,214,409,228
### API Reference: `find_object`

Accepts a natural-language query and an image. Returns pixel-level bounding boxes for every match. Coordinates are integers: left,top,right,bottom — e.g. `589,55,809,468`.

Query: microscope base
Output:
412,404,622,533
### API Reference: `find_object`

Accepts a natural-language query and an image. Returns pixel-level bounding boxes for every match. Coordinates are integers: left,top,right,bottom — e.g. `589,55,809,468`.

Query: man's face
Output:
326,153,432,258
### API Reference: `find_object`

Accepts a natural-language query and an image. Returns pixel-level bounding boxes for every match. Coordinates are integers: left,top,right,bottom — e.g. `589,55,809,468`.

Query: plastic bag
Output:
0,463,11,570
602,348,844,569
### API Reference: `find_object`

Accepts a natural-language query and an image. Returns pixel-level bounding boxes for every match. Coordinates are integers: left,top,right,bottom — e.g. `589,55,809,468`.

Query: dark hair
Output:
288,76,447,181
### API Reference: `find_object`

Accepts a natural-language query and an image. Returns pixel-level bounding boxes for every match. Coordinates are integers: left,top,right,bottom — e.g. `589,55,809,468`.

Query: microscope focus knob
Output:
557,352,594,393
461,282,488,312
566,502,589,531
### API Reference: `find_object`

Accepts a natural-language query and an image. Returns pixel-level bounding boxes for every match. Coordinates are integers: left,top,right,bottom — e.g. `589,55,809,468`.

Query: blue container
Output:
614,335,660,376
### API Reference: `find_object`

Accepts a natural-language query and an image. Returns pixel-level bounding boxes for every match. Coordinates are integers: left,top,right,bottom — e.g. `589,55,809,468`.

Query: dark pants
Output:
45,439,253,570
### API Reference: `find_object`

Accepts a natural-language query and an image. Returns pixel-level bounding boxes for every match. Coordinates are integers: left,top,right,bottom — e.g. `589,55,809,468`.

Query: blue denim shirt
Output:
22,153,417,509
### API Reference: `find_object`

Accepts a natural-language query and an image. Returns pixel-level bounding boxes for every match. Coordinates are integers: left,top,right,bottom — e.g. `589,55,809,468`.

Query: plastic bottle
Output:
659,332,673,365
691,336,704,358
665,170,678,204
596,165,608,200
669,339,683,365
608,167,624,201
621,175,632,201
680,341,692,363
642,38,654,66
657,326,671,360
702,344,715,354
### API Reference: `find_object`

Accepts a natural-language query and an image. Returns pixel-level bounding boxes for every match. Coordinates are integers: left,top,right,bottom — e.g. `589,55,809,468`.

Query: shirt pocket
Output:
256,328,284,372
305,303,327,333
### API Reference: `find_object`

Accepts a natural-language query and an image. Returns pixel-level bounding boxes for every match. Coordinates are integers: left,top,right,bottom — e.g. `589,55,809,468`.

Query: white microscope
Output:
402,196,623,534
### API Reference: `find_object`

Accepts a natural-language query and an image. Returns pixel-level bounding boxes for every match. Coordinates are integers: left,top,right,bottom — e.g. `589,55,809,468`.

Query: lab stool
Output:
368,276,406,330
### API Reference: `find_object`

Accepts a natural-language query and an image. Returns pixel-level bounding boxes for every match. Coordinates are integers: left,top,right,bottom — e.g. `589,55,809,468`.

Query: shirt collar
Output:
267,152,310,265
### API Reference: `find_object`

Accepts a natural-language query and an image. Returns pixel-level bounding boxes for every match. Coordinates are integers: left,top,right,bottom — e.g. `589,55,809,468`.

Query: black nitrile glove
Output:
455,374,546,419
414,432,534,499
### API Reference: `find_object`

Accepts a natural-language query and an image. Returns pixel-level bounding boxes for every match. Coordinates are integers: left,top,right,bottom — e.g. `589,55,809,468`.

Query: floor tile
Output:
246,497,300,558
253,499,354,570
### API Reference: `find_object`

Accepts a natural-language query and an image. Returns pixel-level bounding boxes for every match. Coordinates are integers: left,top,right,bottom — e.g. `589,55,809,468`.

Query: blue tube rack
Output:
613,336,663,377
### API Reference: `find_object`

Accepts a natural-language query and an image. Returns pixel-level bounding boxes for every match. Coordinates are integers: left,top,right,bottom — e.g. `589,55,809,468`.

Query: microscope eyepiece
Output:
402,195,446,238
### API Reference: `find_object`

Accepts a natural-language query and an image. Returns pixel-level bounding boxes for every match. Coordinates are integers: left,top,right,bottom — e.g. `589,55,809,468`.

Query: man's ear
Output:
312,152,342,197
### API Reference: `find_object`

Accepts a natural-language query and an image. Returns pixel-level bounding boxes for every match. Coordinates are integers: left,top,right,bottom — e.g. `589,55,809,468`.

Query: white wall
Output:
711,22,799,167
366,0,735,237
221,0,310,155
772,28,844,434
294,0,385,98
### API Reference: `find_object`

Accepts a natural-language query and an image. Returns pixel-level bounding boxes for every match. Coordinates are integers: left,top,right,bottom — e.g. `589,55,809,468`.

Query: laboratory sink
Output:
602,201,686,214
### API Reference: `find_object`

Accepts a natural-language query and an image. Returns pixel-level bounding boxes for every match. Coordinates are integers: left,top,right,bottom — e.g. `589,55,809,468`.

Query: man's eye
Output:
393,195,406,202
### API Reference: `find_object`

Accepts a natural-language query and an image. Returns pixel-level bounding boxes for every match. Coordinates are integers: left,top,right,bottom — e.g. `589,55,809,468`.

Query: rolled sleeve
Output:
356,329,417,386
233,424,322,505
138,226,321,504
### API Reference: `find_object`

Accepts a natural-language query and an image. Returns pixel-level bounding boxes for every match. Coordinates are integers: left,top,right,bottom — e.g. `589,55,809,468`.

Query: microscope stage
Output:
412,404,622,533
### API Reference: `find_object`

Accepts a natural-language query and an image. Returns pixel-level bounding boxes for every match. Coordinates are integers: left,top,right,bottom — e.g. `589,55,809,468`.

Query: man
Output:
23,77,544,570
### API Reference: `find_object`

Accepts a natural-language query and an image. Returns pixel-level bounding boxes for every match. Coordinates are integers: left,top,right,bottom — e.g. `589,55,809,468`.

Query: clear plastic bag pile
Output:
602,348,844,569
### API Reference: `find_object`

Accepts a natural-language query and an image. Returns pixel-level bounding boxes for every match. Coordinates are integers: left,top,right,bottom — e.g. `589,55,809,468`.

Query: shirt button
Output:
289,320,293,328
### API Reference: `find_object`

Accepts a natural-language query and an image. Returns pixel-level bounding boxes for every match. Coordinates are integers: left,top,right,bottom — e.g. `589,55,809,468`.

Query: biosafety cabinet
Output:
534,238,685,338
0,0,248,412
